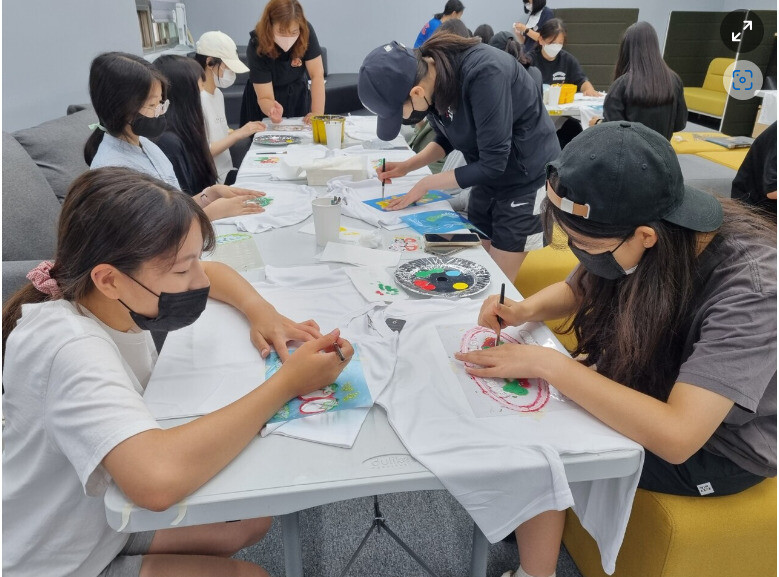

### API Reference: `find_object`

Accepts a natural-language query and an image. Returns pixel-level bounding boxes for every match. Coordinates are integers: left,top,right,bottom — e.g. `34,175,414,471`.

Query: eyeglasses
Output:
143,99,170,118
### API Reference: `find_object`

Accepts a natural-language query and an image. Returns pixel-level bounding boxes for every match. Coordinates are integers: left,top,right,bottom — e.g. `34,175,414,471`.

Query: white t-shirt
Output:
2,300,160,577
200,88,234,183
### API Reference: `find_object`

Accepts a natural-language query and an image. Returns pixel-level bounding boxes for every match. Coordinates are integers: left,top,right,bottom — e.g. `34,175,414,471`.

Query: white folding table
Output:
105,121,642,576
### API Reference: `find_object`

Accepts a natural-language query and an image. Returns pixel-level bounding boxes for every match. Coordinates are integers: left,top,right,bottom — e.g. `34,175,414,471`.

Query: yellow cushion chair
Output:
696,148,750,171
683,58,735,118
514,227,579,351
563,477,777,577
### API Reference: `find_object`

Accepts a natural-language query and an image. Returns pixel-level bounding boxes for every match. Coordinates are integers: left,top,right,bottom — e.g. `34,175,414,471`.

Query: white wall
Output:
2,0,142,131
183,0,736,74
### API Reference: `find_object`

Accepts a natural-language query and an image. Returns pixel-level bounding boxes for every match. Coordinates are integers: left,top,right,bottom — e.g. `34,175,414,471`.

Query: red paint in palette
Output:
413,279,436,291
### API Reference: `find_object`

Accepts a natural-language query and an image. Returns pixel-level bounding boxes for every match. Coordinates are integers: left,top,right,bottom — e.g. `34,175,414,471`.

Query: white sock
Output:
516,566,556,577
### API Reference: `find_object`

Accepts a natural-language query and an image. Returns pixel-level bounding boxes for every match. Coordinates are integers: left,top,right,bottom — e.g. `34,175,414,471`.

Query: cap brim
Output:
376,112,402,142
223,57,249,74
663,184,724,232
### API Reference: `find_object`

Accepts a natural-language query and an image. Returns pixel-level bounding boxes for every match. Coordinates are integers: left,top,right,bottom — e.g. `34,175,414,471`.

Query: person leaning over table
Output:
360,35,560,282
406,19,474,175
457,122,777,577
2,167,353,577
588,22,687,140
85,52,265,222
240,0,324,125
512,0,554,54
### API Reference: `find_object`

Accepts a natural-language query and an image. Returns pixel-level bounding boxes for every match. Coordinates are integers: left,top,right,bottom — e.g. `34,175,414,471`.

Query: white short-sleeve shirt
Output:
200,88,234,183
2,300,160,577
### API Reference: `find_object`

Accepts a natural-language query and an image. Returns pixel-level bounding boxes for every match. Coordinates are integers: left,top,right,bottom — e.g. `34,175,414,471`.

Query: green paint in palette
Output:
415,268,445,278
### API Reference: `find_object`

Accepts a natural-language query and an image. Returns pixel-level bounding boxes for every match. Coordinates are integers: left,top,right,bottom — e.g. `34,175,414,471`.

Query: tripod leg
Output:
378,520,442,577
338,521,379,577
280,513,303,577
469,523,489,577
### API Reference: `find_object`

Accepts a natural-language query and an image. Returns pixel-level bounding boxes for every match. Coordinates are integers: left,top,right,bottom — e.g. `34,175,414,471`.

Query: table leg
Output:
281,512,304,577
469,523,488,577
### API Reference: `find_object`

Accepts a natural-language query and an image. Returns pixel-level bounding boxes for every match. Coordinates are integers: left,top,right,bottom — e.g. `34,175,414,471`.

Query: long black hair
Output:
434,0,464,20
153,55,218,193
503,37,533,68
543,168,776,401
614,21,679,107
473,24,494,44
436,19,472,38
84,52,168,165
2,167,215,360
525,0,547,15
414,33,481,116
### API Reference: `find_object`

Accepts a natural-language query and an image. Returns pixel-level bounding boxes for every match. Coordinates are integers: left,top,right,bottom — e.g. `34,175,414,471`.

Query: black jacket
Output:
428,44,560,198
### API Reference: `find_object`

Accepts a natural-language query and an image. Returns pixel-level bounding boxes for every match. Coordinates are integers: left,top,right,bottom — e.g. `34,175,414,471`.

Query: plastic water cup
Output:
548,84,562,106
324,120,343,149
311,198,341,246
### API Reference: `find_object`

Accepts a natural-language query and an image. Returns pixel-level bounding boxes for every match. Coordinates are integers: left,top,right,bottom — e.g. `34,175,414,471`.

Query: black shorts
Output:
639,447,766,497
467,185,546,253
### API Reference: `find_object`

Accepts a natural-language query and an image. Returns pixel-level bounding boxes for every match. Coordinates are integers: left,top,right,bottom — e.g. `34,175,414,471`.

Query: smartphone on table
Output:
423,233,481,247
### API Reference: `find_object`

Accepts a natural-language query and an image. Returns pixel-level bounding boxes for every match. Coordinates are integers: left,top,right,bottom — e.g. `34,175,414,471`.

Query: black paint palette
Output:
395,257,490,298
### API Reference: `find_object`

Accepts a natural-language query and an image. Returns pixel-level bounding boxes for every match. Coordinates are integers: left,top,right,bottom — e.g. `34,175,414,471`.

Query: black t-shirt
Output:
731,122,777,221
530,48,588,88
241,22,322,123
154,131,200,196
603,73,688,140
428,43,560,198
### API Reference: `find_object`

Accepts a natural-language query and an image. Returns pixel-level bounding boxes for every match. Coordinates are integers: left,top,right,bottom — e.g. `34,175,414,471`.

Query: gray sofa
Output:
2,107,98,303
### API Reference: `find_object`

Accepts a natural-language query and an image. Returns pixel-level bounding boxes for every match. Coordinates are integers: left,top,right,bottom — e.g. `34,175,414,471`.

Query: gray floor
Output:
234,119,737,577
236,491,582,577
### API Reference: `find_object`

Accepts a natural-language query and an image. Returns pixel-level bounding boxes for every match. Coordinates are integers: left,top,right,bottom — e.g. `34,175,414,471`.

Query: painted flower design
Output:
460,326,550,413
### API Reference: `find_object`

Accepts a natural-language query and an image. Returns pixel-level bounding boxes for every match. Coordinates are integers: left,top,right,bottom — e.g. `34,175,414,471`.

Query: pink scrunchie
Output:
26,261,63,298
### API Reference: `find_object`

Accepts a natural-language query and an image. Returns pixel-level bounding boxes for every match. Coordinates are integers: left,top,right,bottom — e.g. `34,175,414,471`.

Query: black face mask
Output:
568,236,638,280
119,275,209,332
130,114,167,139
401,96,433,126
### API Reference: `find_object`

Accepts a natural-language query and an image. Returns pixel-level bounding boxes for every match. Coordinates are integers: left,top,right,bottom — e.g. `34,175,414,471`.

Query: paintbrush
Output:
381,158,386,199
495,283,505,346
333,341,346,362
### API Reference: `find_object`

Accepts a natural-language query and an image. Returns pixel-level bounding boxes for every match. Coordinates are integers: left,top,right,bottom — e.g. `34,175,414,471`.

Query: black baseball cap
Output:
546,121,723,232
358,41,418,141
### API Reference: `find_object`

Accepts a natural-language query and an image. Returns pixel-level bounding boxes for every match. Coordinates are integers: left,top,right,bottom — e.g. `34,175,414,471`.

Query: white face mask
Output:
275,34,299,53
214,68,236,89
524,2,533,12
542,43,563,58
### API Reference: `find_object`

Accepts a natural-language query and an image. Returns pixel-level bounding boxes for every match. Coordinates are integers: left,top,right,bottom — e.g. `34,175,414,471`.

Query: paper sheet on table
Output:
339,147,432,179
298,221,378,244
205,232,265,272
343,116,409,149
319,242,401,268
213,182,316,233
345,266,409,303
327,177,454,230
